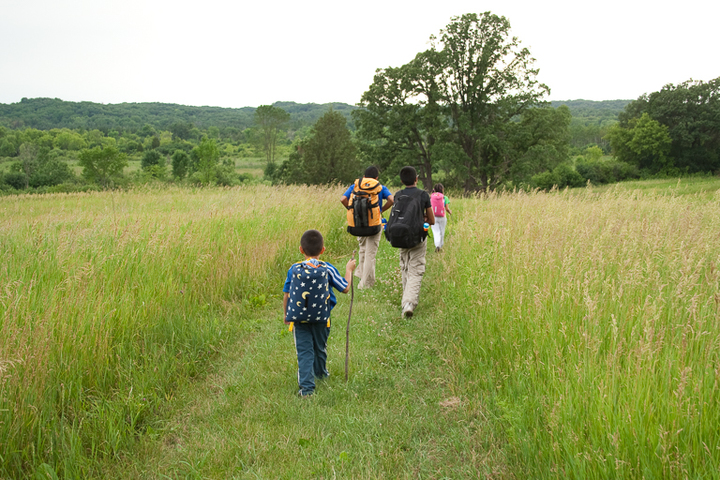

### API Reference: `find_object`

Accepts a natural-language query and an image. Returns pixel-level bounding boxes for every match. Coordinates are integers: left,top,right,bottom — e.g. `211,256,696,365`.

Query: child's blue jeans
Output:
293,322,330,396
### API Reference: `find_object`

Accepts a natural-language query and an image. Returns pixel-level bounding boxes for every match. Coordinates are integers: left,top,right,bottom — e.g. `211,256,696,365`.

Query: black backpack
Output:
385,188,426,248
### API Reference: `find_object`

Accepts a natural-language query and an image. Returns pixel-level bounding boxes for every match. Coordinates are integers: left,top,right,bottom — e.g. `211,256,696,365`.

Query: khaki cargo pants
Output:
399,239,427,311
355,230,383,289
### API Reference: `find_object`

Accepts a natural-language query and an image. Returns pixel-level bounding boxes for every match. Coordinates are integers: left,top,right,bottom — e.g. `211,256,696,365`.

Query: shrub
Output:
576,159,640,185
28,158,75,187
554,164,585,188
532,171,559,191
171,150,190,179
141,150,163,170
531,164,585,191
4,172,28,190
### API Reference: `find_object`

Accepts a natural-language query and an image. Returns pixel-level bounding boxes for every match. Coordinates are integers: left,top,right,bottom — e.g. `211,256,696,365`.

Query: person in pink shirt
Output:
430,183,452,252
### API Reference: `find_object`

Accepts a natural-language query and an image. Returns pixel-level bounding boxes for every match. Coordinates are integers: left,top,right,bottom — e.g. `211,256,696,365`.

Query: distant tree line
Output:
0,98,357,136
606,78,720,176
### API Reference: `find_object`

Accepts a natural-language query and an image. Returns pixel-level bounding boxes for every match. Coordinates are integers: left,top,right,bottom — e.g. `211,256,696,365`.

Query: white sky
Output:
1,0,717,109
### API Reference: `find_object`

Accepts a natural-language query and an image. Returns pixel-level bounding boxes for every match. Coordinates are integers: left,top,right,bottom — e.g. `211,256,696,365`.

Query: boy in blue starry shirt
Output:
283,229,356,397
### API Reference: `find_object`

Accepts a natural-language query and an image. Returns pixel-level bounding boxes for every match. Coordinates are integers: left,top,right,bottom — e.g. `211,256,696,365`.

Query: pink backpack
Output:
431,192,445,217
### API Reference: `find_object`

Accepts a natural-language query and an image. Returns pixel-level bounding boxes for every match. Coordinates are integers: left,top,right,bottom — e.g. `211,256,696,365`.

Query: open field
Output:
2,181,719,478
591,176,720,200
0,154,273,181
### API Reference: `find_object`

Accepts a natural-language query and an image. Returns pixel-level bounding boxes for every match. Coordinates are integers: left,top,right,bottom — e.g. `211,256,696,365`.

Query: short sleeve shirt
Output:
283,259,348,310
395,187,431,212
343,182,393,211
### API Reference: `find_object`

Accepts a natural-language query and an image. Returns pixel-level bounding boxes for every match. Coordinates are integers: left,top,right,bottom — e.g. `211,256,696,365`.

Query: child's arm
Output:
425,206,436,226
340,259,357,293
382,194,394,213
283,292,290,324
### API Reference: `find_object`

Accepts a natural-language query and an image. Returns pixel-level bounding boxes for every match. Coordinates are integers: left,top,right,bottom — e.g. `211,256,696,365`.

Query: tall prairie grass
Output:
3,182,720,478
0,185,352,478
443,186,720,477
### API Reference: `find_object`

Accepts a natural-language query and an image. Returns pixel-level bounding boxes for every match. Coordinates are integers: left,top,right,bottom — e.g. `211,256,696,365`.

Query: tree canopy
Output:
78,146,128,188
272,110,360,185
612,77,720,174
254,105,291,165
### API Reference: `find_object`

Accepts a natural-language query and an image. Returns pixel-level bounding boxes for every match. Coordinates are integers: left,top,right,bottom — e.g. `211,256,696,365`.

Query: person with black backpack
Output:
384,166,435,318
340,166,394,289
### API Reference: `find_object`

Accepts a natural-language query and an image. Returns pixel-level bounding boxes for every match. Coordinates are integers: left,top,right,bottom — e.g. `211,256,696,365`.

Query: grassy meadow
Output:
1,180,719,478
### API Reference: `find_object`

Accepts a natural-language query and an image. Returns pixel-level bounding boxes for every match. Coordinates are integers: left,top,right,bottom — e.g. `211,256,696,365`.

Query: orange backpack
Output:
346,177,383,236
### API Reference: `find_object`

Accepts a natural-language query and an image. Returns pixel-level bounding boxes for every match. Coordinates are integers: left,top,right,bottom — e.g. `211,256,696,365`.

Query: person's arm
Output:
424,193,435,225
425,207,436,226
283,292,290,324
340,259,357,293
382,194,394,213
341,184,355,209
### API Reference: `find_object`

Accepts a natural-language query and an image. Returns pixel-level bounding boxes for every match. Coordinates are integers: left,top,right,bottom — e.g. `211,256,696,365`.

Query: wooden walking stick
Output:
345,250,357,382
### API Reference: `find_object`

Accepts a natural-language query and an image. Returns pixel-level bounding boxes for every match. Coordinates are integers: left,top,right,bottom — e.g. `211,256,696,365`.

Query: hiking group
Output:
282,165,451,396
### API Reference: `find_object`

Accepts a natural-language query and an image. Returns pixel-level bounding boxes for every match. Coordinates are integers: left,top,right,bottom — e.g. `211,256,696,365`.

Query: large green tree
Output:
355,12,561,193
254,105,290,165
433,13,551,191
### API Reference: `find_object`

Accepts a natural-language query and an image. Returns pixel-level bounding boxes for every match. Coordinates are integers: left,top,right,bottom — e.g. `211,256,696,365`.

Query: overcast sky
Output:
1,0,717,109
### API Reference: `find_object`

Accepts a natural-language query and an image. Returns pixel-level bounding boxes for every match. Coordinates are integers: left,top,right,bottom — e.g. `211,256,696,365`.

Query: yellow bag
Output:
346,177,383,236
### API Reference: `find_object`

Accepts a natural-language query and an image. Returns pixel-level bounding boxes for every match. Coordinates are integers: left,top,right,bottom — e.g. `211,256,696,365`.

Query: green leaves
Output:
607,113,672,173
255,105,290,165
356,12,560,193
78,145,128,188
615,77,720,174
273,110,359,186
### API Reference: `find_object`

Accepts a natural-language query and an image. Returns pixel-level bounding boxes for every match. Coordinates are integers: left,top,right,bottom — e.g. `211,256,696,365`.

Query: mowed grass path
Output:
106,228,503,479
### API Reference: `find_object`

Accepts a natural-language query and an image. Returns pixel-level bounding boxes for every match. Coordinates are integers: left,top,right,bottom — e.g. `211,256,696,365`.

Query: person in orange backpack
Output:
340,166,394,289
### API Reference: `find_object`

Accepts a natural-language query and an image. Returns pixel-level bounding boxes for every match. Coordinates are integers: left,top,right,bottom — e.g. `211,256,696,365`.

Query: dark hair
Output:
364,165,379,179
433,183,444,194
300,229,324,256
400,166,417,186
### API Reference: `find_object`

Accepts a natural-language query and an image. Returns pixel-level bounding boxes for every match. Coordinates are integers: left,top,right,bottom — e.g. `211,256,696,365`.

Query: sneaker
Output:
402,303,414,318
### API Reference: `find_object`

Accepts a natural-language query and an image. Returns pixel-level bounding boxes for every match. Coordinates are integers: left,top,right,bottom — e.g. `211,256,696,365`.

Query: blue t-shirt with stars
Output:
283,258,348,312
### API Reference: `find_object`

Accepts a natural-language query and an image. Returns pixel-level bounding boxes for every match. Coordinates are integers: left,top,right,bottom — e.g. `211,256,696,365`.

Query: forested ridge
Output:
1,97,624,133
0,98,358,132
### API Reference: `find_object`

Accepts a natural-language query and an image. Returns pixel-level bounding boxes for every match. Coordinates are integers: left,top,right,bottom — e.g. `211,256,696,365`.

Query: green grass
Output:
591,176,720,200
232,156,269,178
2,180,720,478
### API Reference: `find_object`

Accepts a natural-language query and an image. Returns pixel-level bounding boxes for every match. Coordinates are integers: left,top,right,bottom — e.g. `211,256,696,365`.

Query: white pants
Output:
431,216,447,248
